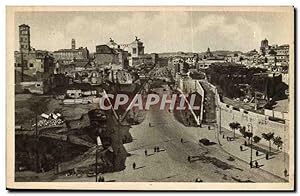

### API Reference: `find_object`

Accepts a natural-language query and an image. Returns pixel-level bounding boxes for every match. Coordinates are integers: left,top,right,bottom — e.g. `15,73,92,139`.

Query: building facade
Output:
53,47,89,65
94,45,119,65
14,24,66,94
53,39,89,65
130,36,144,58
94,41,129,68
15,24,55,79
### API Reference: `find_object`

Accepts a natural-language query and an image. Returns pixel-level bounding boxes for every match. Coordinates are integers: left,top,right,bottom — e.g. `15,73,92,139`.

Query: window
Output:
133,48,137,54
29,63,34,67
36,83,41,87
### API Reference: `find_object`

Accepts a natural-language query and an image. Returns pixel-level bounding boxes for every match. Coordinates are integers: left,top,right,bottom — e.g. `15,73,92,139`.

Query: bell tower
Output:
71,38,76,49
19,24,30,53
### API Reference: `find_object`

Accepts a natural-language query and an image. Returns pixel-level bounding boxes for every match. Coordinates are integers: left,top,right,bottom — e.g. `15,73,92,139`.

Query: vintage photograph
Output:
6,6,295,190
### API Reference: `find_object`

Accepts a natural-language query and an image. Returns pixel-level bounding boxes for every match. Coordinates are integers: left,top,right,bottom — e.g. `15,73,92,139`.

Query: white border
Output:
1,0,299,195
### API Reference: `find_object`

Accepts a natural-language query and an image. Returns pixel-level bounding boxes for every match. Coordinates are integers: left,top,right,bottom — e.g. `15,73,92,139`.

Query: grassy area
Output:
15,94,60,129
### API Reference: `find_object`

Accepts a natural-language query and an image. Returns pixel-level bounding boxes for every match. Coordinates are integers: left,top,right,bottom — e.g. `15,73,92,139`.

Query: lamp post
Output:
283,119,288,177
247,122,253,168
95,136,101,182
31,101,44,173
34,112,40,173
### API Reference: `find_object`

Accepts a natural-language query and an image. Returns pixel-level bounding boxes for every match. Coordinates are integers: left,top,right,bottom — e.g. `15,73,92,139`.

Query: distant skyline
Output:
14,11,293,53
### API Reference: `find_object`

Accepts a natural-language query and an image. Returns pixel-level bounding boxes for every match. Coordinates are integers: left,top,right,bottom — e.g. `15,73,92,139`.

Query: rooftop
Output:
19,24,30,28
54,47,88,53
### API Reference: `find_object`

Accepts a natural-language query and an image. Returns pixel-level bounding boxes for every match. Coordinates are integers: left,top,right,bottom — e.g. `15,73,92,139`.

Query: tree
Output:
229,122,241,139
253,136,261,144
239,126,246,138
273,136,283,150
235,122,241,132
229,122,235,136
262,132,275,153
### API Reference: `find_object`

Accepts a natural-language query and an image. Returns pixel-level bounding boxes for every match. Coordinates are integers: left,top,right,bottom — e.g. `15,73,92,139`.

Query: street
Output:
55,88,286,182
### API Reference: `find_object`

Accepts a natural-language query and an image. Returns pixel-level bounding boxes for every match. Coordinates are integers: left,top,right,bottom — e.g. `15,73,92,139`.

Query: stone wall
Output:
94,53,118,65
211,82,290,153
177,76,205,124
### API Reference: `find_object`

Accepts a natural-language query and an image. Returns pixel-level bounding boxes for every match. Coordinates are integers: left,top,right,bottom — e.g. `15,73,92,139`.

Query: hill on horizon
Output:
157,50,245,58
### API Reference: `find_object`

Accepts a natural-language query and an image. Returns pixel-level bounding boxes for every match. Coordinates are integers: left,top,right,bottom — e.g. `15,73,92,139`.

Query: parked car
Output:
87,171,96,177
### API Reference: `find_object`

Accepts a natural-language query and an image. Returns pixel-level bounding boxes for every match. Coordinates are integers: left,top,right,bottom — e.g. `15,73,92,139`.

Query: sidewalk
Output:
218,127,289,181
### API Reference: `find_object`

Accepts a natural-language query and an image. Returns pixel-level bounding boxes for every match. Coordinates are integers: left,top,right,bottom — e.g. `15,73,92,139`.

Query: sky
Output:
14,10,293,53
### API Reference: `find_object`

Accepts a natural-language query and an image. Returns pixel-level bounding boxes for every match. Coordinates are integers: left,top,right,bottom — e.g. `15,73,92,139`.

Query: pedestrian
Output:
154,146,156,153
255,161,258,168
240,145,243,151
284,169,288,177
144,149,147,156
133,162,136,170
256,150,259,156
249,161,253,168
266,153,269,160
222,134,225,139
208,125,210,130
181,138,183,143
244,141,247,146
188,156,191,163
157,146,160,152
226,136,229,141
